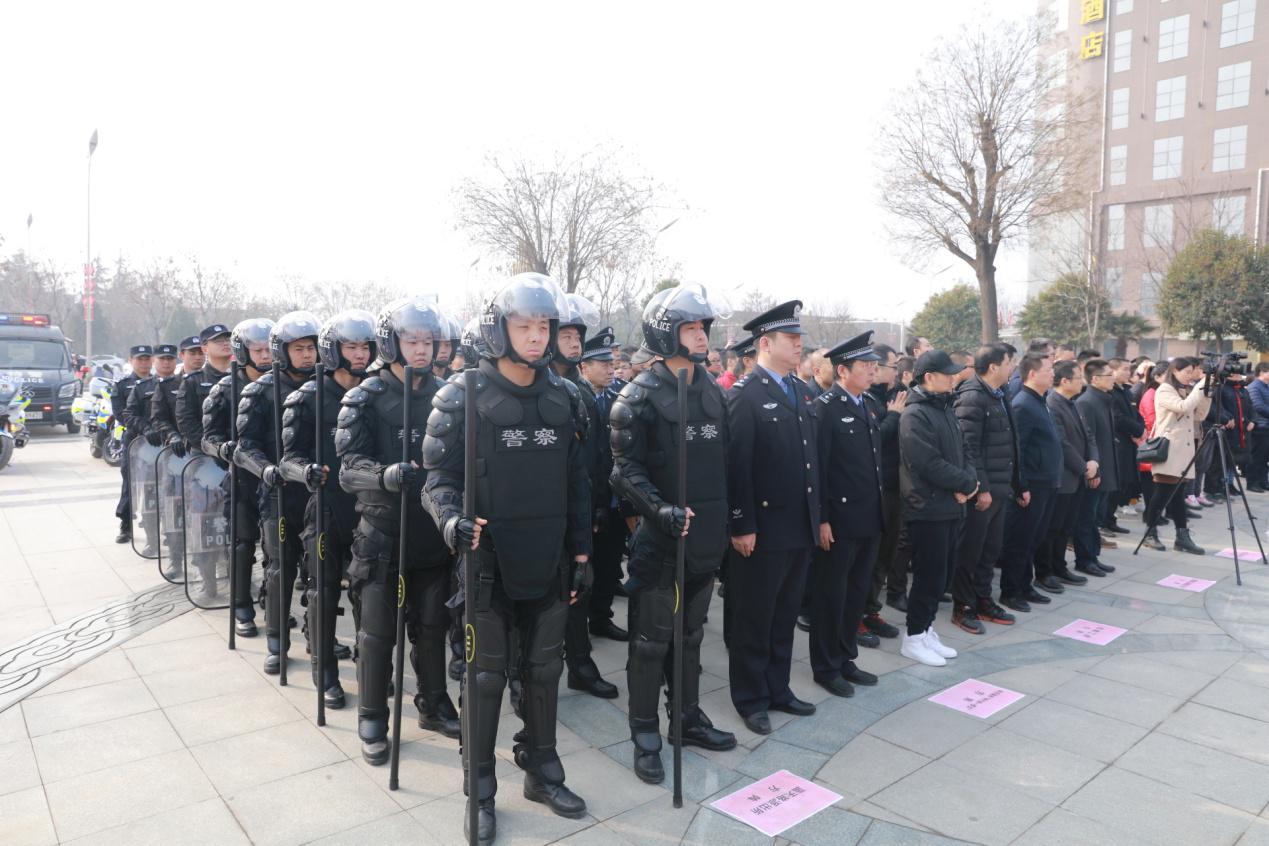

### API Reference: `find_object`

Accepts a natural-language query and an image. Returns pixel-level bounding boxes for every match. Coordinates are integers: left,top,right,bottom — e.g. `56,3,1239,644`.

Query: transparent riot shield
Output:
155,446,195,584
128,439,162,560
180,452,231,610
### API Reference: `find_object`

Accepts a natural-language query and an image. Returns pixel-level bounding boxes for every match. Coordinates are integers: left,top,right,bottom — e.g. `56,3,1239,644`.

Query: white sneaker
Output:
924,627,958,659
901,632,946,667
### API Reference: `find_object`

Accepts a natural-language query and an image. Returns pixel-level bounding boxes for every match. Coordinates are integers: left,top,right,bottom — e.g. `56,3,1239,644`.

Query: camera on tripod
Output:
1200,350,1251,379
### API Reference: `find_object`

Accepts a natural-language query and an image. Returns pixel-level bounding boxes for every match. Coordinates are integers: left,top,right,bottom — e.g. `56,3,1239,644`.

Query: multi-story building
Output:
1030,0,1268,357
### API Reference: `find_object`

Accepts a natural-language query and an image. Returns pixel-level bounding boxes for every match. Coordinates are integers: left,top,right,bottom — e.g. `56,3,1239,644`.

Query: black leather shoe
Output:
633,747,665,783
1075,563,1107,578
796,614,812,633
843,666,878,686
1000,595,1032,613
863,613,900,638
856,629,881,649
567,670,619,699
589,619,629,642
671,720,737,751
771,697,816,716
361,737,388,766
1035,575,1065,594
814,674,855,698
264,652,282,675
1094,560,1116,573
418,704,462,739
1107,522,1131,535
324,683,346,709
1054,568,1088,586
742,711,772,734
523,774,587,818
886,592,909,613
333,640,352,660
235,618,259,638
115,527,131,544
1024,587,1052,604
464,798,496,844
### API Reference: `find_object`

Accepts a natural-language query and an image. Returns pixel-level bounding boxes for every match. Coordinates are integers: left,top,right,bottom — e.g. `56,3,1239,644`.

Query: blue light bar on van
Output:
0,313,51,326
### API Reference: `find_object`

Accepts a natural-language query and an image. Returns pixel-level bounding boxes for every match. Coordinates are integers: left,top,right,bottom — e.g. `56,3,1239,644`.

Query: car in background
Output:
0,313,83,432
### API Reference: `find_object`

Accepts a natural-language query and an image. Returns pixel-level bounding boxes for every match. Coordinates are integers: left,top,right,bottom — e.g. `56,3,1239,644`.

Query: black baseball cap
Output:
200,324,231,344
914,350,968,380
129,344,154,357
178,335,202,351
154,344,178,358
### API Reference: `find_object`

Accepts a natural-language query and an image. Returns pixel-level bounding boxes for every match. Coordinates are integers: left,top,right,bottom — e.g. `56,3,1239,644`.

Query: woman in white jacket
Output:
1142,357,1211,554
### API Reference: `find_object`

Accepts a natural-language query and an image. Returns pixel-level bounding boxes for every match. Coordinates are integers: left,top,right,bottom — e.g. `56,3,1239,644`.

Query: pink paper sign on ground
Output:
1157,574,1218,592
1053,618,1128,645
928,678,1025,719
1216,548,1265,562
710,770,842,837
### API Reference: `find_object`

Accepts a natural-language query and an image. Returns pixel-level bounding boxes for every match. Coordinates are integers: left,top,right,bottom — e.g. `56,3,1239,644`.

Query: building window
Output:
1216,62,1252,110
1112,88,1130,129
1155,76,1186,121
1158,15,1190,61
1213,125,1248,171
1213,195,1247,236
1152,136,1183,180
1116,0,1133,11
1107,204,1126,250
1144,204,1174,249
1105,267,1124,309
1140,272,1161,318
1113,29,1132,72
1046,51,1068,92
1110,144,1128,185
1220,0,1256,47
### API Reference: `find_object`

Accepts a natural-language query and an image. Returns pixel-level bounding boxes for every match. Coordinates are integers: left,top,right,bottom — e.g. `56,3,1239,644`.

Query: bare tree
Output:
456,151,662,293
879,17,1096,342
116,257,183,343
181,258,243,326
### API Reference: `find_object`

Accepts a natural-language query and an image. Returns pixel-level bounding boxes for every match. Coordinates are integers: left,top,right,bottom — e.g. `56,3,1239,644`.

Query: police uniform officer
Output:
176,325,231,456
335,298,461,765
235,311,322,674
726,301,820,735
421,273,591,843
282,310,377,710
809,332,886,698
128,344,180,573
609,284,738,785
114,344,154,544
202,318,274,637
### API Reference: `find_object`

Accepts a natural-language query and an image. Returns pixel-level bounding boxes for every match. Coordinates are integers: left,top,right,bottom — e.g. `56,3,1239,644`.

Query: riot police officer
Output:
114,345,154,545
335,298,461,765
281,310,377,709
609,283,738,784
150,337,204,580
129,344,179,571
202,319,274,637
432,313,463,381
422,273,591,842
235,312,322,673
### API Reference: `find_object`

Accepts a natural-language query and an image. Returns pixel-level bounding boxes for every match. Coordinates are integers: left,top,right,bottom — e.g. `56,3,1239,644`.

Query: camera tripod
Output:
1133,421,1267,585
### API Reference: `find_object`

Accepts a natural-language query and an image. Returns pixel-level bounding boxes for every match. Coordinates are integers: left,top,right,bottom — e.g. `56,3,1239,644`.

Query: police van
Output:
0,313,82,432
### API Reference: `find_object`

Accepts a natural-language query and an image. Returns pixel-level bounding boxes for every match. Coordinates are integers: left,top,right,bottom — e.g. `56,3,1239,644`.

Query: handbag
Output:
1137,436,1169,463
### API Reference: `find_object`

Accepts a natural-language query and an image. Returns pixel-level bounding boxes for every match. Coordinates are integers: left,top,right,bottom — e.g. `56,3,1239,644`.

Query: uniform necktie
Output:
782,374,798,408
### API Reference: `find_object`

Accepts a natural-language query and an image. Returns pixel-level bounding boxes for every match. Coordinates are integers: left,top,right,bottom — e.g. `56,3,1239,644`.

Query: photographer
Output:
1248,362,1269,492
1142,358,1211,555
1215,373,1255,495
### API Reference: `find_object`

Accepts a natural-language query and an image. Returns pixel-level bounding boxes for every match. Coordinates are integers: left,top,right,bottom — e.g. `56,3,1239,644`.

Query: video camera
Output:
1199,350,1251,379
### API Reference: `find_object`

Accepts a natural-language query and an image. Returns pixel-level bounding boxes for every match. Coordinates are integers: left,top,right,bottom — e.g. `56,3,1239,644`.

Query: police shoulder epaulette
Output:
816,391,833,405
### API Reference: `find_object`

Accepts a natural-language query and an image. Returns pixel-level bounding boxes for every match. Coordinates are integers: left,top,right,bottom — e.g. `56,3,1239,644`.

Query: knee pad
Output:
523,653,563,687
474,668,507,699
630,636,669,668
683,625,705,651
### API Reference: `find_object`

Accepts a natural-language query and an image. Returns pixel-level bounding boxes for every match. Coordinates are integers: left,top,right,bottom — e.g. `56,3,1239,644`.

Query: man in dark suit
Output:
1037,360,1097,591
726,301,820,734
1074,359,1119,577
810,332,886,698
1105,358,1145,533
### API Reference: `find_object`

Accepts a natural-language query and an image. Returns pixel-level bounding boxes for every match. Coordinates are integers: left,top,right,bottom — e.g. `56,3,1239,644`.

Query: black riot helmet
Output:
317,309,377,376
268,311,322,375
640,283,732,363
479,272,569,369
555,293,601,366
376,297,446,365
459,316,486,368
231,318,275,370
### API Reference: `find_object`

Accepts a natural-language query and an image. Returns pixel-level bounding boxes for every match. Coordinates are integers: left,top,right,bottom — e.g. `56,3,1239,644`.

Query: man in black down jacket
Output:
1036,360,1097,591
1105,358,1145,530
950,343,1023,635
898,351,979,667
1074,359,1119,577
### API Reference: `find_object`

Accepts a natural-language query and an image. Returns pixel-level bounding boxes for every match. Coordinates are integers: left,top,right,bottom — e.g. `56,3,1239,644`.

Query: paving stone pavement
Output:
4,494,1269,844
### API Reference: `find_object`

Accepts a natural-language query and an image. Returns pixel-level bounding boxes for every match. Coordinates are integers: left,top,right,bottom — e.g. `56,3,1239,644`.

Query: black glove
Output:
570,559,593,596
218,440,237,462
304,463,324,493
380,462,417,493
443,515,478,551
261,464,281,489
145,429,163,447
655,504,689,537
169,438,187,458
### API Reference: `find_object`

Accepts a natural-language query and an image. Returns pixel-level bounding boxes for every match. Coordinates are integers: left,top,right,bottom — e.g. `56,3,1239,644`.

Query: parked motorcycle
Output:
0,380,31,471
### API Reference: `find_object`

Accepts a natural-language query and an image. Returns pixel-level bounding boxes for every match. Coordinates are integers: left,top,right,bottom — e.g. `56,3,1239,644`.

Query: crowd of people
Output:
100,274,1268,843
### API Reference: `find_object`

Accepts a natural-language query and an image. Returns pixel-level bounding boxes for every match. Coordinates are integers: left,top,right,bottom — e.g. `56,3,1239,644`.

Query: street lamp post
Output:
85,129,98,359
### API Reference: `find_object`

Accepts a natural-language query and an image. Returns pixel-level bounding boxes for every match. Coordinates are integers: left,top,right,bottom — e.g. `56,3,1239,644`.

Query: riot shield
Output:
180,452,231,610
155,446,195,584
128,439,162,560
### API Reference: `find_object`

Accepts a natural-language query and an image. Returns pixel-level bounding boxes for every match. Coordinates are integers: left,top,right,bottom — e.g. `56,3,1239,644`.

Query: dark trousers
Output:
728,546,810,717
1035,490,1081,580
1073,487,1109,568
809,535,878,680
115,448,131,524
865,494,907,614
951,494,1007,608
1146,479,1189,530
589,510,628,625
999,486,1057,597
1252,430,1269,488
905,519,959,636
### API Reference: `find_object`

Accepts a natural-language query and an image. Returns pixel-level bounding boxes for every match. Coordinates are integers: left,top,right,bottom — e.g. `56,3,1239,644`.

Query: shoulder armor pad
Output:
560,375,581,401
546,369,563,387
434,378,466,413
299,380,318,395
609,394,638,430
633,369,661,391
360,376,387,396
619,379,648,404
241,378,267,397
283,385,310,408
341,385,370,407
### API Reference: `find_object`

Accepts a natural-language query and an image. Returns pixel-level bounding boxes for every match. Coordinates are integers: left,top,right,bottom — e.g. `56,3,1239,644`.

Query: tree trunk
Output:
975,255,999,343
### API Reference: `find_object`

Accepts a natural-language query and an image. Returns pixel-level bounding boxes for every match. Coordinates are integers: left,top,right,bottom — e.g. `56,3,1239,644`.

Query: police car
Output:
0,313,82,432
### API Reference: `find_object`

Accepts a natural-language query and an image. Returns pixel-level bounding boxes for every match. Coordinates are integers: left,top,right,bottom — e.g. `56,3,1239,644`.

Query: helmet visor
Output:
489,273,569,322
659,283,733,323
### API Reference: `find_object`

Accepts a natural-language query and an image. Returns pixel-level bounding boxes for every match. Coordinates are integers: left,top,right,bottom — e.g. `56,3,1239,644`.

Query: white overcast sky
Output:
1,0,1034,323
